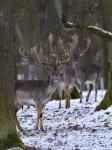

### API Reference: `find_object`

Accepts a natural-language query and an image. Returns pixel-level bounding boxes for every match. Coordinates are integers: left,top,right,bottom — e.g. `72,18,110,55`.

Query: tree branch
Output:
61,15,112,40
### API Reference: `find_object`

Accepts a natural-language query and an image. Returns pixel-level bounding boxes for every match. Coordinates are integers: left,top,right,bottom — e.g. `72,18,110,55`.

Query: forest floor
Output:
17,90,112,150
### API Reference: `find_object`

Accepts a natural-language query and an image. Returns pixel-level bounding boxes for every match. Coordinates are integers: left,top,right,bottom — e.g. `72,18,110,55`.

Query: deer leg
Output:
35,104,44,131
15,104,24,132
86,84,93,102
95,79,99,102
16,115,24,132
65,86,70,109
59,89,62,109
79,84,83,103
66,87,73,108
65,94,70,109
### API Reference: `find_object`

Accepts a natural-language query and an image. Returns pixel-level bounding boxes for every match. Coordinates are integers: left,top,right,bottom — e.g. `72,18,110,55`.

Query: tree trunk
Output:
0,22,25,150
0,1,26,149
95,64,112,111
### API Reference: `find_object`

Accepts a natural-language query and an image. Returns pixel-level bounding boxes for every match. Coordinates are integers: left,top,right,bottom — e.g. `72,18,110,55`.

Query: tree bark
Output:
95,64,112,111
0,1,26,149
0,22,25,150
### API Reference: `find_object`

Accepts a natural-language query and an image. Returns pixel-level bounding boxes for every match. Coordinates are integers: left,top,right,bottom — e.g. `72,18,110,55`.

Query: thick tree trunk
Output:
0,1,26,149
95,64,112,111
0,22,25,150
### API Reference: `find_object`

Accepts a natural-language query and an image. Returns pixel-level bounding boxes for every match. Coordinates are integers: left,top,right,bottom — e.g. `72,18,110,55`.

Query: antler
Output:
48,32,53,50
69,34,79,51
49,35,72,65
19,46,50,66
31,46,50,66
19,48,34,59
19,33,72,67
57,55,71,65
79,37,91,56
69,34,91,56
58,36,64,50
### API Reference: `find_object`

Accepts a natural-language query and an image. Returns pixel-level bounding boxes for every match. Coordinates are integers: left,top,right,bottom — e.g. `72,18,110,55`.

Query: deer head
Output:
19,33,72,81
48,35,72,66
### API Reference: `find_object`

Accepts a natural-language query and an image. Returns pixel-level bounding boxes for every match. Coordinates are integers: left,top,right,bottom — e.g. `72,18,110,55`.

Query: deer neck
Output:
46,78,58,95
72,61,81,72
42,82,57,105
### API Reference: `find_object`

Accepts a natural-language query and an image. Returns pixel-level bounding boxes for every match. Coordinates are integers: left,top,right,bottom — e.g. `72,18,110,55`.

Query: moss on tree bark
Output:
95,65,112,111
0,21,26,150
0,1,27,149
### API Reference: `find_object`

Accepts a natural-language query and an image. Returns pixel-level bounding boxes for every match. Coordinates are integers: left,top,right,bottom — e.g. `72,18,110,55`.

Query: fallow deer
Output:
49,35,76,109
16,36,71,131
70,34,101,103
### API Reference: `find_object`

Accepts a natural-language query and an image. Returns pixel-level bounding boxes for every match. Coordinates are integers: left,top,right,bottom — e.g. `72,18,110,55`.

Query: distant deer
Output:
70,34,101,103
16,36,71,131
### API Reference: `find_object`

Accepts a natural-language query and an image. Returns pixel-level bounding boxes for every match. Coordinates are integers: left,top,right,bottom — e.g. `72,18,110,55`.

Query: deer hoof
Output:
79,99,82,103
59,105,61,109
34,125,39,131
86,99,88,102
40,126,45,131
34,126,45,131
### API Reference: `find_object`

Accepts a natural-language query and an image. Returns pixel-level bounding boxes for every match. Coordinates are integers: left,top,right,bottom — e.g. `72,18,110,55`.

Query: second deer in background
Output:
70,34,101,103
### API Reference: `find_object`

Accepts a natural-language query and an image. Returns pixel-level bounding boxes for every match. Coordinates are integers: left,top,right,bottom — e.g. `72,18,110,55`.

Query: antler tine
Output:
50,36,72,65
86,37,91,50
57,48,72,65
31,46,50,66
69,34,79,51
19,48,32,58
58,36,64,49
57,57,71,65
50,50,58,57
48,32,53,50
79,37,91,56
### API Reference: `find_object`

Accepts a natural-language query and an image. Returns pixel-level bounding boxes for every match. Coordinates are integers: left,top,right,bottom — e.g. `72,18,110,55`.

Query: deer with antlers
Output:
16,34,71,131
49,34,77,109
70,34,101,103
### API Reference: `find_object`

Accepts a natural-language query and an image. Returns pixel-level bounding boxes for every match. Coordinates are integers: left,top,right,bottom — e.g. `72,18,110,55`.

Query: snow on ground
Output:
17,90,112,150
